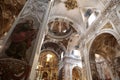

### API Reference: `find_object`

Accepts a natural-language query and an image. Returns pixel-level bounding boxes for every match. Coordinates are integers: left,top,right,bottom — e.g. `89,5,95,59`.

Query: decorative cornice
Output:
63,56,81,65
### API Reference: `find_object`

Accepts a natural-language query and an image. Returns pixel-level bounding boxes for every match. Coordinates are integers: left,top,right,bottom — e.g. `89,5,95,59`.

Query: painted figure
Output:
5,20,37,61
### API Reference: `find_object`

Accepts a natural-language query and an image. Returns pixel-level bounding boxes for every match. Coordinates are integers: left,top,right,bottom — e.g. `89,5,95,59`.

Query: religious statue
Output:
5,20,37,61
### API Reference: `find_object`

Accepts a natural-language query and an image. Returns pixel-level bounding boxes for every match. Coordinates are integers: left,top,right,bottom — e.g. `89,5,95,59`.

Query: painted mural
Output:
3,16,39,63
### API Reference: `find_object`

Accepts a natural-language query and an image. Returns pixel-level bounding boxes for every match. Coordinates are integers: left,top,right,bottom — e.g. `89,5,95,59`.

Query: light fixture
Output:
95,54,100,58
46,54,53,62
0,45,2,49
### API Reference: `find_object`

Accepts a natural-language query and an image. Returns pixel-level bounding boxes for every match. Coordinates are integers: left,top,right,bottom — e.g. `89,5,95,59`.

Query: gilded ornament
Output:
64,0,78,10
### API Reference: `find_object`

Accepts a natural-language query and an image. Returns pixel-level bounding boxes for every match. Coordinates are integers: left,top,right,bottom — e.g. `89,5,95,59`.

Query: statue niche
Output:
5,19,37,62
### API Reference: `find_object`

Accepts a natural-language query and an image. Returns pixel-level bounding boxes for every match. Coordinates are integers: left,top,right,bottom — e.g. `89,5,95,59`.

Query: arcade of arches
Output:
0,0,120,80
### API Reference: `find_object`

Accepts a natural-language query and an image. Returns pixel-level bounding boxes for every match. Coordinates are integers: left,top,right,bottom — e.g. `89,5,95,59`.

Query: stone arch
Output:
48,16,83,34
42,40,66,59
88,32,120,80
88,20,120,54
88,30,120,58
89,32,120,62
43,40,66,49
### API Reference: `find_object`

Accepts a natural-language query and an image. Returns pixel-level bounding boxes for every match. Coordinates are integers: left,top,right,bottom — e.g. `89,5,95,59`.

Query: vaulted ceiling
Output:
0,0,106,38
49,0,104,34
90,33,120,62
1,0,117,59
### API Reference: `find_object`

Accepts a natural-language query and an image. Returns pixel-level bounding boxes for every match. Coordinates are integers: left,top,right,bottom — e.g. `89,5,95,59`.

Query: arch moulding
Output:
87,29,120,59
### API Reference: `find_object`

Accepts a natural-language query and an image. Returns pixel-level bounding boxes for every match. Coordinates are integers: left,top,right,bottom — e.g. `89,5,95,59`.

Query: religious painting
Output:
3,16,40,63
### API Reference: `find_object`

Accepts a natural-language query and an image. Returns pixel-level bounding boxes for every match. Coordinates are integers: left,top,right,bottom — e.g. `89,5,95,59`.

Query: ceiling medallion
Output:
64,0,78,10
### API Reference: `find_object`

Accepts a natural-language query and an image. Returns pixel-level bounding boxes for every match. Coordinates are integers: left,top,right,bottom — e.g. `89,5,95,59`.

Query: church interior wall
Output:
0,0,120,80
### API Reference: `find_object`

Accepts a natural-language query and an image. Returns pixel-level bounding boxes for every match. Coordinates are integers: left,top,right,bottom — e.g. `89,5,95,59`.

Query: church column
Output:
90,54,100,79
63,54,72,80
83,46,93,80
64,62,72,80
28,0,55,80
